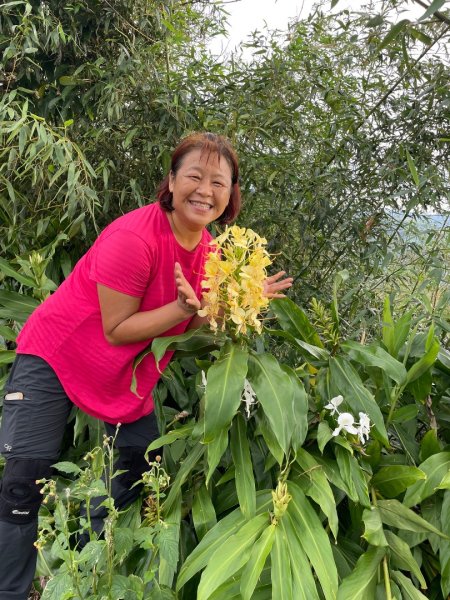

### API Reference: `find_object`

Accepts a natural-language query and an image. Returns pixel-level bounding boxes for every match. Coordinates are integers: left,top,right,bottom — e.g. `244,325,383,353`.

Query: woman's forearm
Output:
106,300,193,345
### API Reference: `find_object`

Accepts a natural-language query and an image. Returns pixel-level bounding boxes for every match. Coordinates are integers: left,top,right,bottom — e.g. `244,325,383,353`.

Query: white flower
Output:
242,379,257,418
324,395,344,415
201,370,207,389
332,412,358,437
356,412,371,443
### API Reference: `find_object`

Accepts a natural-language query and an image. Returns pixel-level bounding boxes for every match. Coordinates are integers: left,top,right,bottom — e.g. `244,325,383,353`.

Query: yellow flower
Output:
200,225,273,337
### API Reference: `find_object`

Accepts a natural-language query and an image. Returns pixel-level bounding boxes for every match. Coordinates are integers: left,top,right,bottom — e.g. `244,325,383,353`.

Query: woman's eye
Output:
213,181,224,187
189,175,200,181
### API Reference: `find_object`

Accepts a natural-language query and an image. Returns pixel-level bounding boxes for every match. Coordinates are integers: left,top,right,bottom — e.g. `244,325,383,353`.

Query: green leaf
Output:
0,325,17,342
271,298,324,347
337,547,386,600
295,449,339,539
196,513,268,600
271,526,293,600
362,508,388,546
342,340,407,384
0,290,40,317
40,573,74,600
147,422,195,452
282,365,308,452
403,452,450,507
382,297,395,355
52,461,82,475
281,512,320,599
192,483,217,541
377,19,410,52
0,257,37,287
377,499,447,537
317,421,334,453
390,405,418,424
405,332,439,385
206,426,229,485
329,357,388,444
372,466,426,498
418,0,446,21
391,570,428,599
177,491,272,590
247,352,295,455
287,481,339,600
0,349,16,365
420,429,441,461
204,342,248,442
240,524,275,600
230,413,256,519
163,443,204,513
384,531,427,589
406,149,420,186
335,446,370,507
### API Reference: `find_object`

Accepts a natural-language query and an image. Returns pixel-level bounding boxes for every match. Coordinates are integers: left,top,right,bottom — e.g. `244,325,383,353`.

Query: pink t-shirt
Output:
16,203,212,423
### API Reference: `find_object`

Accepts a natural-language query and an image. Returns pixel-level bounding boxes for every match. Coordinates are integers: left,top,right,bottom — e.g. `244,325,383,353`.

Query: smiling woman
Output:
0,131,292,600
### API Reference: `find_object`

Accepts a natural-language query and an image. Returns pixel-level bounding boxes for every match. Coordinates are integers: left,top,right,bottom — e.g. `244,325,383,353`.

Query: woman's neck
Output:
167,212,203,251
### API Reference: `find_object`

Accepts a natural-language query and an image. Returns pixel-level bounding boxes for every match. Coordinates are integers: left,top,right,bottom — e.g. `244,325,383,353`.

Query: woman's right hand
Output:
174,262,201,314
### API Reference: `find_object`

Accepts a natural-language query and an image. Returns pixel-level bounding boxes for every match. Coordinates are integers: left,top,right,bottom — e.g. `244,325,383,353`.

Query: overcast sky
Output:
209,0,428,55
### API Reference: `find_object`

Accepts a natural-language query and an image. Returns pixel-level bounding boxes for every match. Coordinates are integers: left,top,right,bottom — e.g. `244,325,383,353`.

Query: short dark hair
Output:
156,132,241,225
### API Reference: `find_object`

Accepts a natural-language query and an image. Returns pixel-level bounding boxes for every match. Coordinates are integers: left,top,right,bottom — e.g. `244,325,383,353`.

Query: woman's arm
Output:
98,262,200,345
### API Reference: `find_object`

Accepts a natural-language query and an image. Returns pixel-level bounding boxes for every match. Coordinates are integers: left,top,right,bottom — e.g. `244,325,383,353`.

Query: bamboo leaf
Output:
377,19,410,52
196,513,268,600
336,547,386,600
271,526,293,600
204,342,248,442
403,452,450,506
192,483,217,541
240,524,275,600
230,413,256,519
287,481,338,600
248,352,295,455
406,149,420,186
418,0,446,21
0,257,37,287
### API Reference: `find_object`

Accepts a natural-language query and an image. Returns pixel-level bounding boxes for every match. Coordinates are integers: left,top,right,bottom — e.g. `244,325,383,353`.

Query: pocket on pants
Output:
0,390,28,456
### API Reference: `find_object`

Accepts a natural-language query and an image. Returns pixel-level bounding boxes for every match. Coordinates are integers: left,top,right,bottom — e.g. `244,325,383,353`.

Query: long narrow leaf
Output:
196,513,268,600
240,524,275,600
163,443,205,514
336,547,386,600
271,526,293,600
192,483,217,541
281,514,320,599
204,342,248,442
230,413,256,519
248,352,295,455
287,481,338,600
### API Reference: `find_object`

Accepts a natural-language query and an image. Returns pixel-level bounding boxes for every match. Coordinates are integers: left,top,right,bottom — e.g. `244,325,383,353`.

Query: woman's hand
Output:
263,271,293,299
175,262,201,313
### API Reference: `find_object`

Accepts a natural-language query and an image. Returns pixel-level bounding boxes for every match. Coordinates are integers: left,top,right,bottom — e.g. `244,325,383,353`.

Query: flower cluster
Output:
324,395,371,444
198,225,272,335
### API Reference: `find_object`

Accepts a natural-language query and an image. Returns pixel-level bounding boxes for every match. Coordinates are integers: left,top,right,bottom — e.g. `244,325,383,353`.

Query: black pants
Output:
0,354,160,600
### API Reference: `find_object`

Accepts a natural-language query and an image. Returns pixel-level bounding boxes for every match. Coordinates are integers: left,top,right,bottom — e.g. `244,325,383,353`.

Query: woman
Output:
0,132,292,599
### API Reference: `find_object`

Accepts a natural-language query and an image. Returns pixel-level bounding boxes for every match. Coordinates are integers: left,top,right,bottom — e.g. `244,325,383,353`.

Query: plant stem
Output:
383,555,392,600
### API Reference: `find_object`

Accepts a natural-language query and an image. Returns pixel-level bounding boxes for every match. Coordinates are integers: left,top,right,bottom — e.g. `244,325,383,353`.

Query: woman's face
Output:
169,148,233,232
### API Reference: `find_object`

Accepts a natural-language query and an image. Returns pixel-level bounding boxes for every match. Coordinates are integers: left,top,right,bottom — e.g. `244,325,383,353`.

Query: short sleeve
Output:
89,229,153,297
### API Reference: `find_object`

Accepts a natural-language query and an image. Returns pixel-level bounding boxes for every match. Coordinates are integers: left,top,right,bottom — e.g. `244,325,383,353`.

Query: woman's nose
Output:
196,178,213,196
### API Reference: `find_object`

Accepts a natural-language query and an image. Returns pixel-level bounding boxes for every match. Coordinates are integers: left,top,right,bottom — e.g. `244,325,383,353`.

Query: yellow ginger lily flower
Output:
199,225,273,337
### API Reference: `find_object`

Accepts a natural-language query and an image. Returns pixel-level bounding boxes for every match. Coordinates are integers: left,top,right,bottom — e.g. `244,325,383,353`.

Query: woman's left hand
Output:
263,271,293,299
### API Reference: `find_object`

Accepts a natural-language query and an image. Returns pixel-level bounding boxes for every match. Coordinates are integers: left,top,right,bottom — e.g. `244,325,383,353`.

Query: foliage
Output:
33,288,450,598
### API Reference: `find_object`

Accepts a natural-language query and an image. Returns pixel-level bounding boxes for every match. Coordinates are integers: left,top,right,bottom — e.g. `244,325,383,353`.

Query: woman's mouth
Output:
188,200,213,211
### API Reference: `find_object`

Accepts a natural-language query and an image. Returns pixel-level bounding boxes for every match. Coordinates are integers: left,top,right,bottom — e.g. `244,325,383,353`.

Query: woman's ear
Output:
168,171,175,193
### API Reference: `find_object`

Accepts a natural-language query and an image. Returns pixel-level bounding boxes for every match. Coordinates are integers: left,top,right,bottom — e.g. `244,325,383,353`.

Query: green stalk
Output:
382,555,393,600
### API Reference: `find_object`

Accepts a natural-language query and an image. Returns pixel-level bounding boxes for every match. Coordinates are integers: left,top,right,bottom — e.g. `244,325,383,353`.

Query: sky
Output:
209,0,427,55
